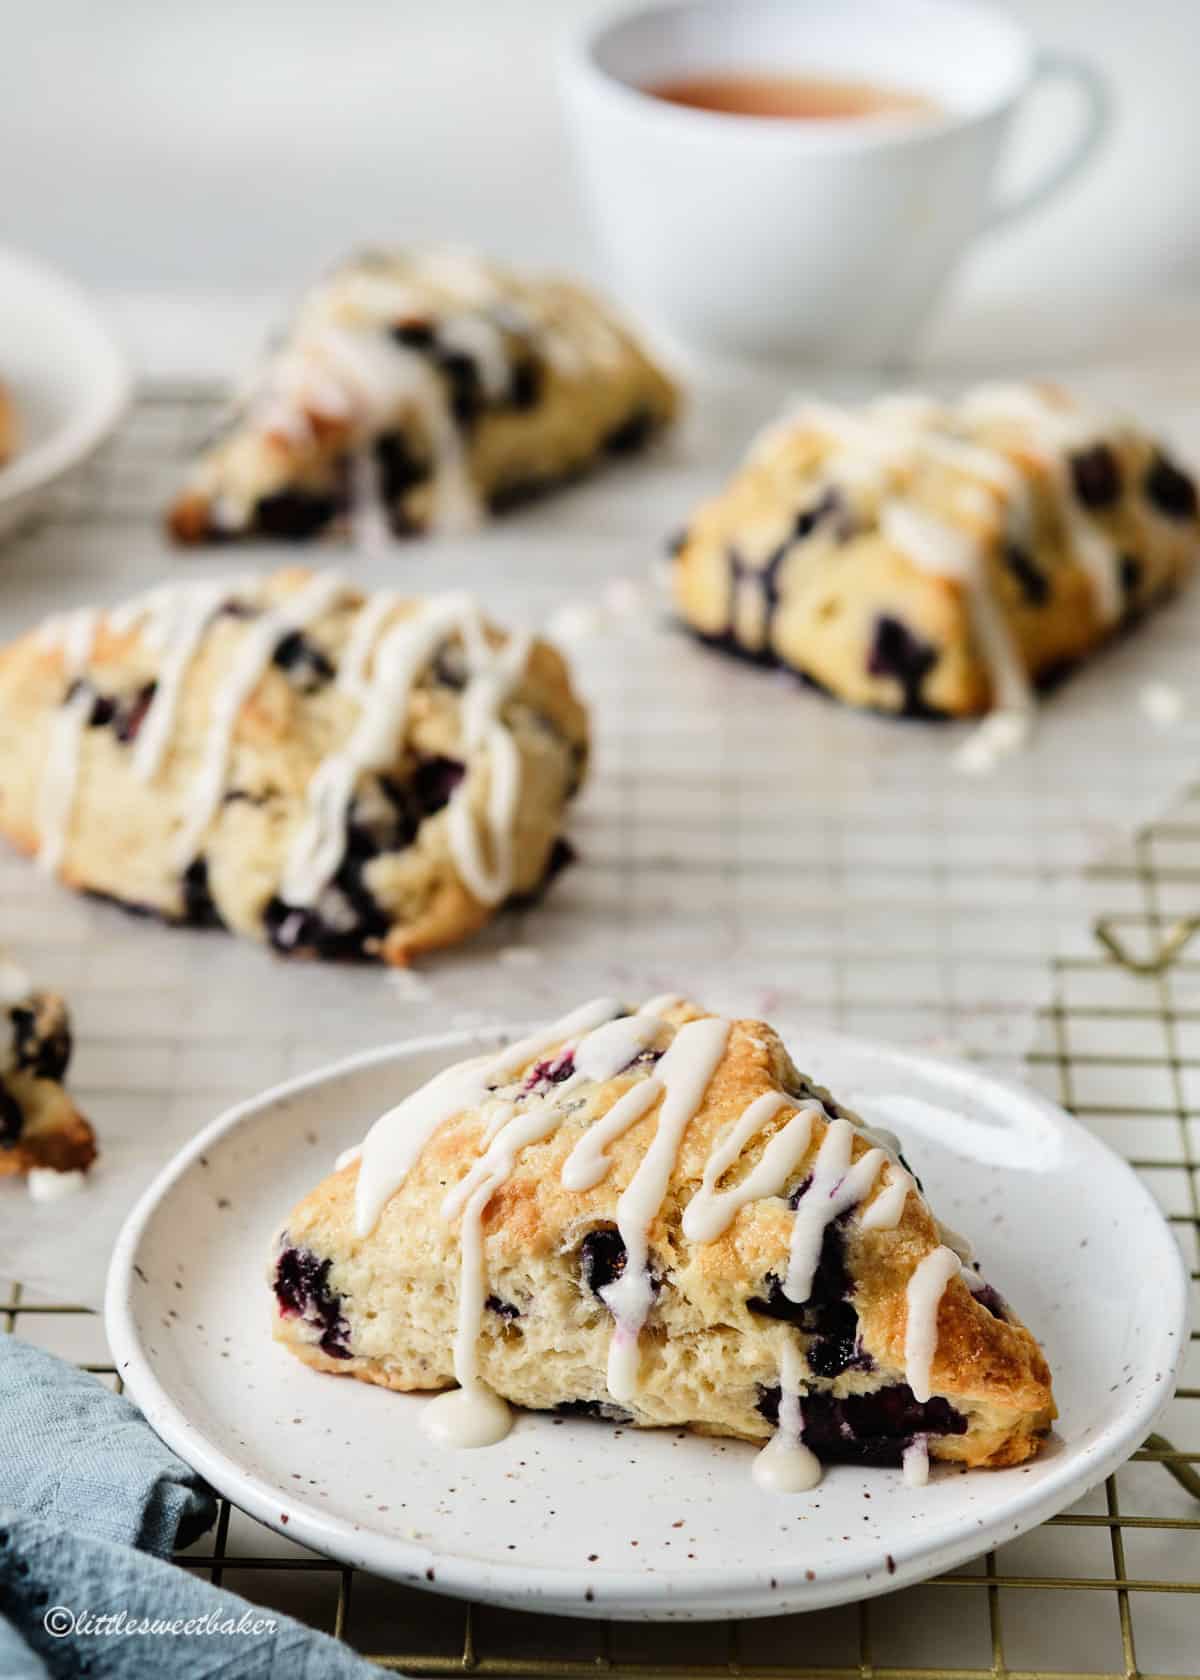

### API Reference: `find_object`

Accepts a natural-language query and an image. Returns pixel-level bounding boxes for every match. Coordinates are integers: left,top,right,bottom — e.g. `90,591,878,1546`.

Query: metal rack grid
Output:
2,382,1198,1675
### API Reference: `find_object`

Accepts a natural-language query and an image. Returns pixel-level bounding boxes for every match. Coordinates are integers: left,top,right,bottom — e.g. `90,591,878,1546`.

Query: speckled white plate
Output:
105,1027,1189,1621
0,246,130,539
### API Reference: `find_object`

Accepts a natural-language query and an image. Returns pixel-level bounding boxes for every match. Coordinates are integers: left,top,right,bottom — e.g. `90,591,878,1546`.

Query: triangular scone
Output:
0,570,588,964
672,382,1199,723
271,998,1055,1486
168,247,677,544
0,958,95,1179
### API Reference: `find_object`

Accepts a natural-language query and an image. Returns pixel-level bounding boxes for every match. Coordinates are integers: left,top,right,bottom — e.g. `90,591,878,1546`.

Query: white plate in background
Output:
0,246,131,539
105,1026,1189,1621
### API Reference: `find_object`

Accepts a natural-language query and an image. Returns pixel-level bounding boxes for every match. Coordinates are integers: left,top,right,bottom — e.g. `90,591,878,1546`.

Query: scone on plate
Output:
168,247,677,544
671,383,1199,724
0,381,17,469
271,997,1055,1487
0,569,588,964
0,956,95,1181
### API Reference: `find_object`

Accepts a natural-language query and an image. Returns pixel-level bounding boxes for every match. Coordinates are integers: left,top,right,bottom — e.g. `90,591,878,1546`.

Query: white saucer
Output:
0,246,131,539
105,1027,1189,1621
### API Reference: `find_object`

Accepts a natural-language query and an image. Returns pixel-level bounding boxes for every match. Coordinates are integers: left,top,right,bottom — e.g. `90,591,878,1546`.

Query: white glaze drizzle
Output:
681,1093,811,1245
354,996,621,1238
600,1016,731,1403
173,570,348,869
35,608,99,876
784,1118,887,1304
753,1340,821,1493
858,1159,916,1231
132,581,230,783
421,1009,671,1448
0,957,32,1005
902,1436,930,1487
904,1244,961,1403
337,588,403,701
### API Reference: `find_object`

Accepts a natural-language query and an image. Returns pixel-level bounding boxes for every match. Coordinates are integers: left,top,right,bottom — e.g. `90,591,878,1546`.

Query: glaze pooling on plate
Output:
272,998,1056,1491
0,569,589,963
671,381,1200,763
166,246,677,545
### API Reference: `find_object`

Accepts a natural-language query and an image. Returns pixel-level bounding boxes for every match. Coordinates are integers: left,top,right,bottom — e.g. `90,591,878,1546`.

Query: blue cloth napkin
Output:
0,1335,376,1677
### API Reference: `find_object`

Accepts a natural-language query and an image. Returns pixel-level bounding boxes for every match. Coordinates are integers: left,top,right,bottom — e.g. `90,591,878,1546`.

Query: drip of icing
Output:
881,498,1035,757
173,571,347,869
599,1017,731,1403
421,1382,513,1448
858,1159,916,1231
281,592,476,905
337,589,402,701
263,317,481,535
421,1006,666,1451
437,313,513,401
682,1093,813,1245
334,1145,362,1172
902,1436,930,1487
753,1340,821,1493
958,382,1126,625
27,1167,88,1202
444,620,532,907
350,446,394,555
559,1079,660,1193
132,581,229,783
784,1118,886,1304
904,1244,961,1403
353,997,621,1237
36,608,98,876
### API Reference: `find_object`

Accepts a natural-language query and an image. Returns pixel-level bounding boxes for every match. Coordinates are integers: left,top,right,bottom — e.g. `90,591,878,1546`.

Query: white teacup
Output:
560,0,1110,366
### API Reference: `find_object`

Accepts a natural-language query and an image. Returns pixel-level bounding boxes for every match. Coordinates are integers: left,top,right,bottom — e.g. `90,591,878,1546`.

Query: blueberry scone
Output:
0,955,95,1181
272,997,1055,1487
0,381,17,469
672,383,1199,732
168,247,677,544
0,569,588,963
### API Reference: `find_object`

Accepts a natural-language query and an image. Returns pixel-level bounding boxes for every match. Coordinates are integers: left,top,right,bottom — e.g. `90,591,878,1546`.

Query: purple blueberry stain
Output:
579,1227,627,1297
867,616,940,716
272,631,335,693
485,1294,521,1321
755,1382,966,1466
274,1242,352,1358
10,1005,71,1082
748,1221,872,1378
0,1081,24,1147
1002,544,1050,607
1144,452,1198,520
1070,444,1122,509
521,1050,576,1096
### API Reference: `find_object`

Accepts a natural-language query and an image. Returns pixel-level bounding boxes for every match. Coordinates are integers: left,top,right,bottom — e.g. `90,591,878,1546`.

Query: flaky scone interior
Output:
168,246,677,544
672,382,1199,733
271,997,1055,1489
0,960,94,1177
0,569,588,964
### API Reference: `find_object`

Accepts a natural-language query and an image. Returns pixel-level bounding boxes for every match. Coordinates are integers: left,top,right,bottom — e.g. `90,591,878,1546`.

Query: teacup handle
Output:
984,50,1112,234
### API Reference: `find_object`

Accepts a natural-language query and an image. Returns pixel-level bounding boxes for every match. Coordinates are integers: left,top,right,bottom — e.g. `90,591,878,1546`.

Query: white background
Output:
3,0,1198,312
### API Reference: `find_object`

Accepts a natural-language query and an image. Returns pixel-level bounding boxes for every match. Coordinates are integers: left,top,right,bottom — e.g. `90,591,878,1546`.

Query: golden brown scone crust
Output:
167,247,677,543
0,568,589,963
0,984,95,1176
0,381,17,469
272,1001,1055,1471
672,384,1199,717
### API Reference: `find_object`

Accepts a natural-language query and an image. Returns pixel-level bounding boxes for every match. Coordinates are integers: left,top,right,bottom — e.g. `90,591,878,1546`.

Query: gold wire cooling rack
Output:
1,384,1198,1676
3,759,1198,1680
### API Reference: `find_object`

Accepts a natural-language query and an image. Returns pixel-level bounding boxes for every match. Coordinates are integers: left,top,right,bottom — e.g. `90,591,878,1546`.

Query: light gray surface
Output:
5,0,1200,308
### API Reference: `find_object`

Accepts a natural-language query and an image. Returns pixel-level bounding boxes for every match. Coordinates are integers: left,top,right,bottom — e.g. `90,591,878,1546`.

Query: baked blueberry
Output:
579,1226,627,1296
867,616,939,714
1145,452,1198,520
252,487,344,541
274,1243,352,1358
1003,544,1050,607
1070,444,1122,509
272,631,335,693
